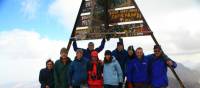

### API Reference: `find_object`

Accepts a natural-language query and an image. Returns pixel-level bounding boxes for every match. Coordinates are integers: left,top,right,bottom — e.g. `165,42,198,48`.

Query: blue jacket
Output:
39,68,54,88
125,56,134,82
73,38,106,60
127,56,149,83
112,49,128,78
103,57,123,85
148,54,177,87
69,57,88,86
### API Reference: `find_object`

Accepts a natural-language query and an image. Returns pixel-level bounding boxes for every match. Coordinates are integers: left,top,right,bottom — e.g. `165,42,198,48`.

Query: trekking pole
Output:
121,77,127,88
66,0,85,55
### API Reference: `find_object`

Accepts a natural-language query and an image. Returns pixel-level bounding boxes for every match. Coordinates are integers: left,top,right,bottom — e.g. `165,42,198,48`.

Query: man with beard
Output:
128,47,149,88
148,45,177,88
54,48,72,88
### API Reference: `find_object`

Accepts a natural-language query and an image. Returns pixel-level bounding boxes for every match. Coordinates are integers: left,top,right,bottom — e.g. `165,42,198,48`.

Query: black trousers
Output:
104,84,118,88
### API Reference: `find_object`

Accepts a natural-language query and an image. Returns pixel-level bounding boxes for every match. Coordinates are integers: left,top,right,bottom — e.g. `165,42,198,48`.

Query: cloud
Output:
0,29,70,84
0,29,66,60
147,8,200,55
173,53,200,69
136,0,198,15
21,0,41,20
132,0,200,55
48,0,81,30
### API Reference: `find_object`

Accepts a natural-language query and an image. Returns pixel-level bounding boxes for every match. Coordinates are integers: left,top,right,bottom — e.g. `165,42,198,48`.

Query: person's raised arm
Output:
119,37,123,44
72,39,79,51
95,38,106,52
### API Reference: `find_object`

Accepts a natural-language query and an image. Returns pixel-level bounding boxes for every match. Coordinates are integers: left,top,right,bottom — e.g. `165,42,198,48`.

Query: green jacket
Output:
54,57,71,88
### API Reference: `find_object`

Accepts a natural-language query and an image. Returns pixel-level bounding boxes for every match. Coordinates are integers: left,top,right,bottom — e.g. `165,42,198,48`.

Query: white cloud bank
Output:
0,29,67,84
0,29,65,60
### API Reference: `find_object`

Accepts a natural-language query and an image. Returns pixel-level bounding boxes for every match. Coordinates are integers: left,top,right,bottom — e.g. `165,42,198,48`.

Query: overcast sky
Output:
0,0,200,85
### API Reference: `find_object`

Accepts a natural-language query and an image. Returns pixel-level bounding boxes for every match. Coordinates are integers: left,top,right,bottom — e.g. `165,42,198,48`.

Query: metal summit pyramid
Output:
73,0,152,40
65,0,186,88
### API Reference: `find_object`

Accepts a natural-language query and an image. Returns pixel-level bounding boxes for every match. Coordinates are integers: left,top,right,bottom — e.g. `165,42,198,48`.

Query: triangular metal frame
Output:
65,0,185,88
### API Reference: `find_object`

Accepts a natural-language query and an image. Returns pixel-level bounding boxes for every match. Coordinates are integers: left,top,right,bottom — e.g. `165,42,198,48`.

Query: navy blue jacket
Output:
69,57,88,86
148,54,177,87
126,56,149,83
39,68,54,88
112,49,128,79
72,38,106,60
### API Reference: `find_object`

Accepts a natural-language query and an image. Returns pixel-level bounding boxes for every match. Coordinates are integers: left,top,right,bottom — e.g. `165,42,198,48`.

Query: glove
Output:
105,34,110,41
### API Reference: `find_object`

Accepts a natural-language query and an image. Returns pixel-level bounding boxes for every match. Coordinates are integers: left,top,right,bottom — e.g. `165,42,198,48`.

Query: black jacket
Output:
39,68,54,88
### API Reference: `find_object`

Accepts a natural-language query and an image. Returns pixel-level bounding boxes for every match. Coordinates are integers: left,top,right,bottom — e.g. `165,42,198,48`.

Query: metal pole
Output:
132,0,185,88
66,0,85,55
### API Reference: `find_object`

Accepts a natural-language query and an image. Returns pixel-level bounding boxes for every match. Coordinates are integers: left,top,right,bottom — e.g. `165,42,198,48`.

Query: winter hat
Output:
128,45,134,51
117,42,123,46
91,51,98,57
154,45,161,50
105,50,112,55
88,42,94,46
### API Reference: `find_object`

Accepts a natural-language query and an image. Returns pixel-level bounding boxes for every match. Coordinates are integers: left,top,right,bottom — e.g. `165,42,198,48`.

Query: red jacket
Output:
87,60,103,86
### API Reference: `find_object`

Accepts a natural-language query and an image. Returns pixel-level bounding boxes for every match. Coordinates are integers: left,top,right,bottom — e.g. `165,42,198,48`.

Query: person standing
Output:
54,48,72,88
112,38,128,87
72,38,106,60
129,47,149,88
69,49,88,88
39,59,54,88
125,46,136,88
87,50,103,88
103,50,123,88
148,45,177,88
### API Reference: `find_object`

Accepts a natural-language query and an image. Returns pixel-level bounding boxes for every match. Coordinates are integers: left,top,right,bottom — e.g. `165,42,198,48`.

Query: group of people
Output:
39,38,177,88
